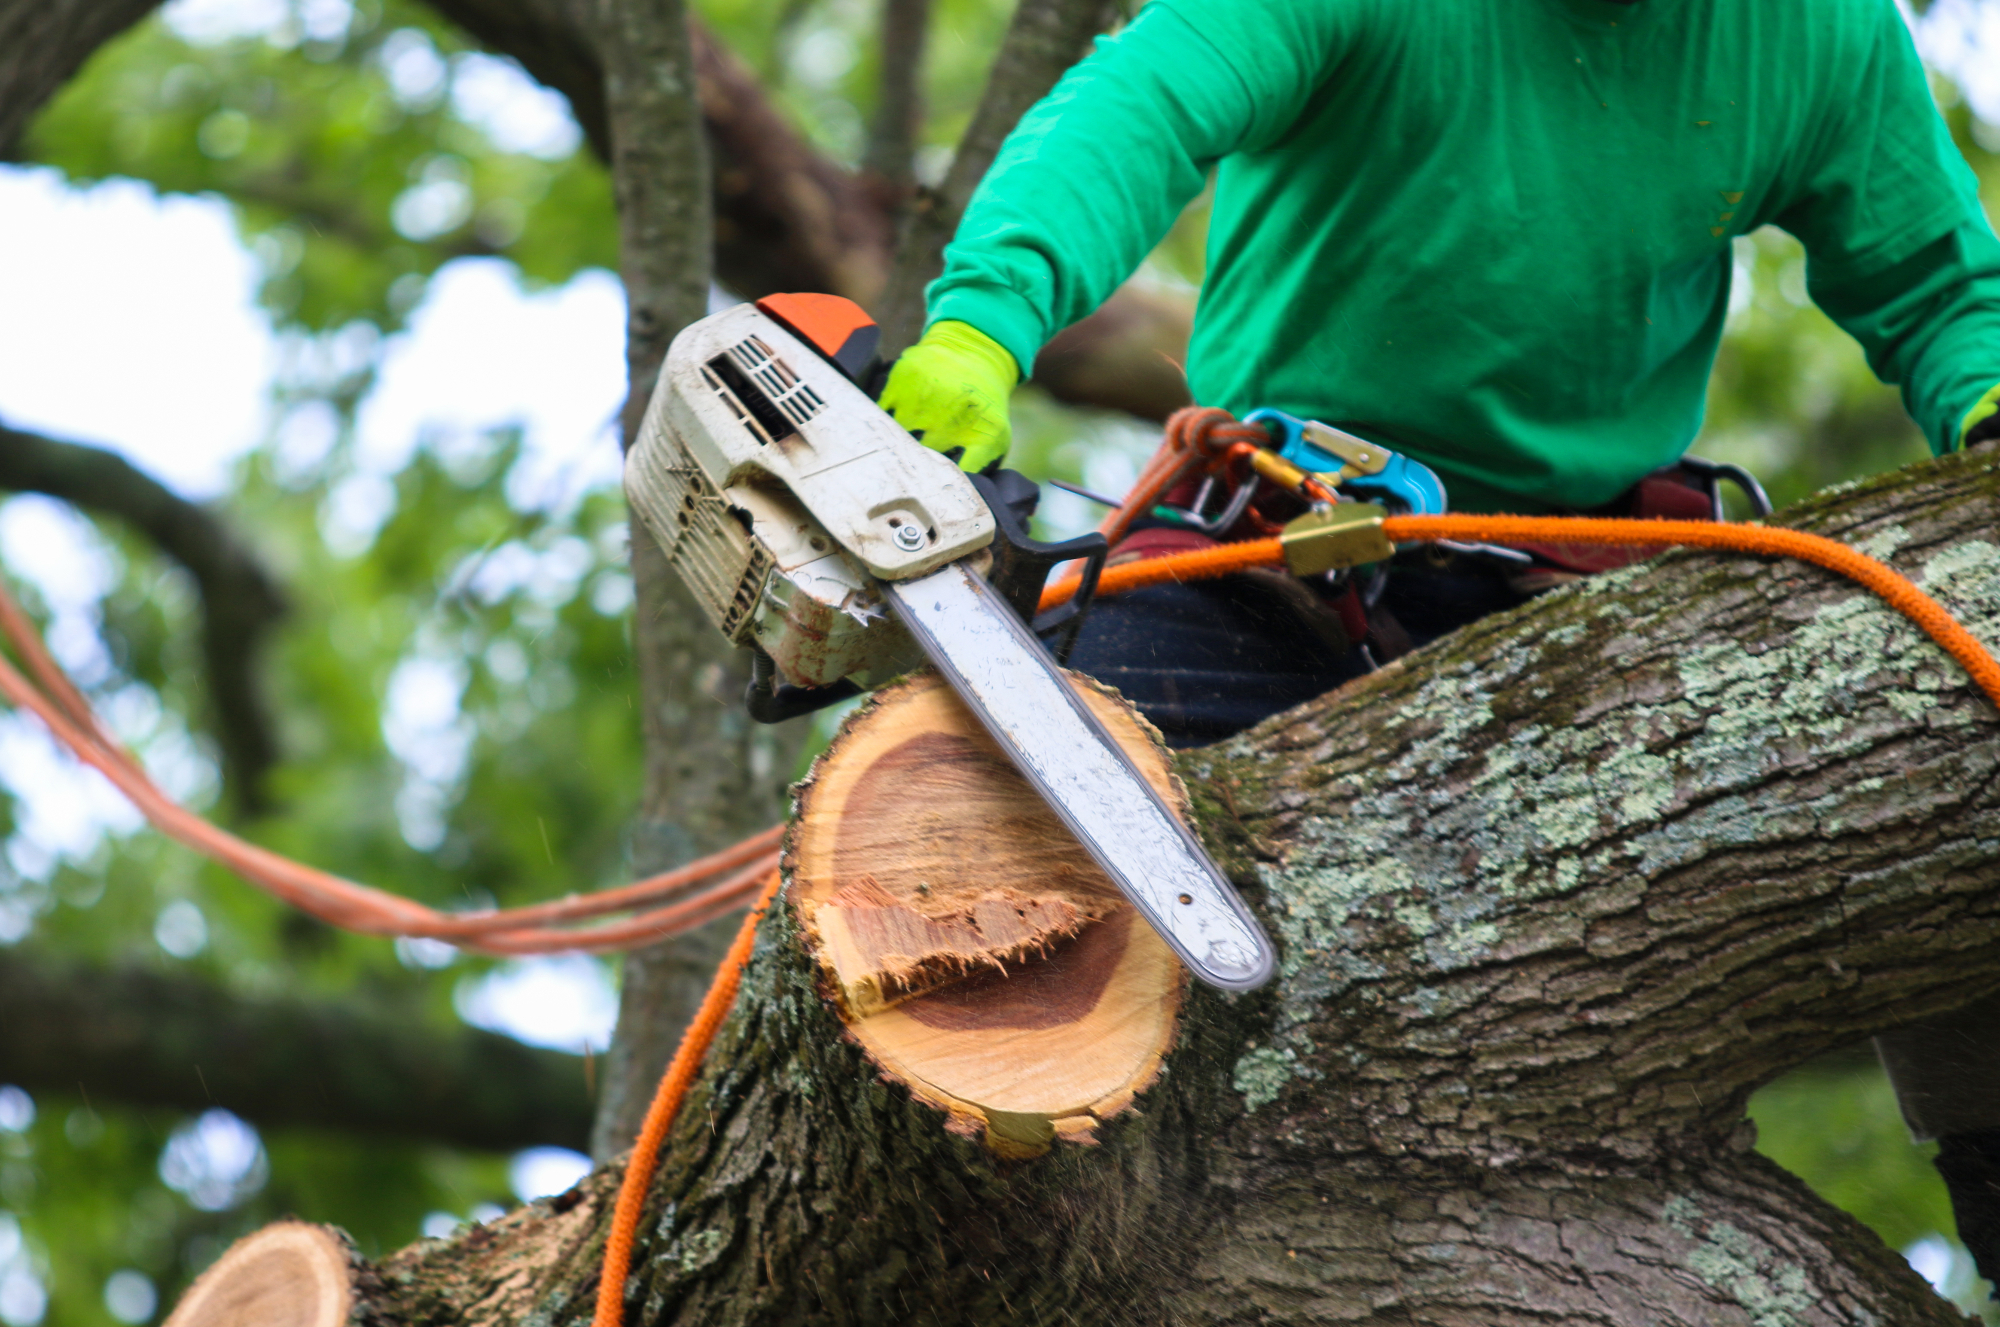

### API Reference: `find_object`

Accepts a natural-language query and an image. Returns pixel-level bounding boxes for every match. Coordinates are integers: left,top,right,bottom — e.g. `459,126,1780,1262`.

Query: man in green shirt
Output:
878,0,2000,1289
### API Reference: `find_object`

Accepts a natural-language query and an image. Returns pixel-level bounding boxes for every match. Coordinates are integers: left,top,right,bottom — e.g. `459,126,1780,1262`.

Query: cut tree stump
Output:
161,1222,352,1327
789,670,1185,1155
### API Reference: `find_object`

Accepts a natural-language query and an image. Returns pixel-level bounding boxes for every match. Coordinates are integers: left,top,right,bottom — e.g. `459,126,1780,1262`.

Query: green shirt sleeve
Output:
1775,0,2000,454
925,0,1361,375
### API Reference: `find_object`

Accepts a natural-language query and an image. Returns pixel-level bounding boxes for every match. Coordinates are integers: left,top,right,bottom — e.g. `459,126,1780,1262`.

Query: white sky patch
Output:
102,1270,157,1326
160,0,290,44
0,716,144,879
0,169,274,498
455,954,617,1052
356,260,626,513
1918,0,2000,126
0,497,115,610
451,53,583,159
377,28,448,111
509,1145,592,1202
158,1108,268,1211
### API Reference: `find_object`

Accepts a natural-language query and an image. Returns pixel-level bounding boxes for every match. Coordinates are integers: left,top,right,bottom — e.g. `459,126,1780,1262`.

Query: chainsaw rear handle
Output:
743,646,862,724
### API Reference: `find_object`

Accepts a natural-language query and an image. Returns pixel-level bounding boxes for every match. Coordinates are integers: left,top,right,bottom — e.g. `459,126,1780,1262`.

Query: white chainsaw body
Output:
624,303,995,690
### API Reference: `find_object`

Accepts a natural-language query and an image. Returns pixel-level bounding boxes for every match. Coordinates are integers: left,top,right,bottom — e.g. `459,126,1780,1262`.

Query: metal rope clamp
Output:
1280,503,1396,576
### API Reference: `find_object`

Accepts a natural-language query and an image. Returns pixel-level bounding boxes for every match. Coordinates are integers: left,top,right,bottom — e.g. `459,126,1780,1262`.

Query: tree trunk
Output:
199,444,2000,1324
587,0,812,1161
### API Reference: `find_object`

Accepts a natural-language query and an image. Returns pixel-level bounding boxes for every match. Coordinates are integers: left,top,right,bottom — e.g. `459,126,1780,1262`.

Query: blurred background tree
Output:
0,0,1993,1322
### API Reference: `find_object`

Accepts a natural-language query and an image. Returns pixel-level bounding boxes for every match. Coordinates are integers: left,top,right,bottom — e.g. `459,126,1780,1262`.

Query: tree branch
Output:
0,424,286,812
0,946,594,1151
873,0,1122,354
861,0,931,195
585,0,817,1161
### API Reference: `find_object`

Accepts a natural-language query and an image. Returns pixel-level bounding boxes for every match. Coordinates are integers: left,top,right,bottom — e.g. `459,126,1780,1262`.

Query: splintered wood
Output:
790,671,1184,1155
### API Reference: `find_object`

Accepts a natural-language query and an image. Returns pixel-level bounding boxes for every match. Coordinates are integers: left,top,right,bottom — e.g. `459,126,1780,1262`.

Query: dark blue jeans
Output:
1066,558,1532,747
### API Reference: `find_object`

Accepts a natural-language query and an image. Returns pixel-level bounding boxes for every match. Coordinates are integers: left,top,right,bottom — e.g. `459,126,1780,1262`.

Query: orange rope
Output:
0,574,780,954
1040,537,1284,613
1095,405,1273,549
593,868,783,1327
1390,514,2000,711
1041,513,2000,713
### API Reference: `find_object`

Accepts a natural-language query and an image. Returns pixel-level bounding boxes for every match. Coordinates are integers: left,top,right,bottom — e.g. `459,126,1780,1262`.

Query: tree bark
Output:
0,424,288,810
0,946,595,1151
861,0,931,196
587,0,812,1162
251,443,2000,1324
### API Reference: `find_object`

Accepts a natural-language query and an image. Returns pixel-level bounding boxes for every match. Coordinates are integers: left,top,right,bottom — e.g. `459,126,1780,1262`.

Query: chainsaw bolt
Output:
892,523,926,551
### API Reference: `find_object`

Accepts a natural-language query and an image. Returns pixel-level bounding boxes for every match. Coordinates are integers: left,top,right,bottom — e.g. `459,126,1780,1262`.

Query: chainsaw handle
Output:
743,646,862,724
969,470,1108,665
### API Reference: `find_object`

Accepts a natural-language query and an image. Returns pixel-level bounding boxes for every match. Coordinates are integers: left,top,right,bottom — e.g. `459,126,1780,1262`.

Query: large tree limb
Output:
0,946,593,1151
0,425,286,811
289,446,2000,1324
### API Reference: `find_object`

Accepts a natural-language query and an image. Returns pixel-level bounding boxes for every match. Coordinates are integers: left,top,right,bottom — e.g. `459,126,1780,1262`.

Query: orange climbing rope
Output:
1038,513,2000,714
0,575,781,954
592,867,782,1327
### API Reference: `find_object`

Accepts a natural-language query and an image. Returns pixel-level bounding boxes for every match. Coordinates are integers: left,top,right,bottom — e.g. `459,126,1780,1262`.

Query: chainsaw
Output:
623,293,1276,991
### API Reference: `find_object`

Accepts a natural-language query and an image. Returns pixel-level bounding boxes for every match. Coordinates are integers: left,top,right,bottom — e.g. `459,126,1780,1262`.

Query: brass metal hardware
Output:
1301,421,1390,478
1280,503,1394,575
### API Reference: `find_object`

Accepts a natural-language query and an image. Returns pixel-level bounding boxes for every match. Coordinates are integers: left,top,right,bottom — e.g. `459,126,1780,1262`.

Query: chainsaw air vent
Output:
702,336,825,447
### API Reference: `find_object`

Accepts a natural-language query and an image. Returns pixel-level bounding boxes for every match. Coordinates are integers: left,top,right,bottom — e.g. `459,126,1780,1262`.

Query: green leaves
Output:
28,0,617,337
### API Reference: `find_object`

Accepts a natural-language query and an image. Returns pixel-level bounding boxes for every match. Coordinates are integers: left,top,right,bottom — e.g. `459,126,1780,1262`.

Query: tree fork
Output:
175,445,2000,1325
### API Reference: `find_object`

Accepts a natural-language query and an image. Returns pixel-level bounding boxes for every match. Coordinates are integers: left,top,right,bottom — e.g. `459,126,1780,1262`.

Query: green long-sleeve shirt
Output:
928,0,2000,512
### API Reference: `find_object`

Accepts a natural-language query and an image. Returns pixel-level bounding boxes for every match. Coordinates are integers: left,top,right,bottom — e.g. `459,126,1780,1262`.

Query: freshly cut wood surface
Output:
162,1222,350,1327
791,670,1184,1153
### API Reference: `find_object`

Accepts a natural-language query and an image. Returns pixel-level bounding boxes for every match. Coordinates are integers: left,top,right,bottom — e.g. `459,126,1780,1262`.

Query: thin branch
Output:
862,0,932,196
0,945,594,1150
874,0,1122,353
0,424,286,812
593,0,711,447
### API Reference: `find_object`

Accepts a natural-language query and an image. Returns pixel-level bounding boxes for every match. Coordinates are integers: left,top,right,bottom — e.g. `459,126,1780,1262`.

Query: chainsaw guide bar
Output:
626,297,1278,991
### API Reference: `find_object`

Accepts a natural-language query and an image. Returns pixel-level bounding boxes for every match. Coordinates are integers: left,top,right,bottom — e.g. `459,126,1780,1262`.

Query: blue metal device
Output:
1245,408,1449,517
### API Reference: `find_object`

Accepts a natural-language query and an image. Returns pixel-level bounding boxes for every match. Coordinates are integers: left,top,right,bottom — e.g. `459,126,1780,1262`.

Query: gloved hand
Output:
1964,381,2000,448
878,320,1020,473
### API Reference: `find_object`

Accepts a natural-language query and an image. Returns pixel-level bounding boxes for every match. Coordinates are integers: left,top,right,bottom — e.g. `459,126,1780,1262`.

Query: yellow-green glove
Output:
1963,381,2000,448
879,320,1020,472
